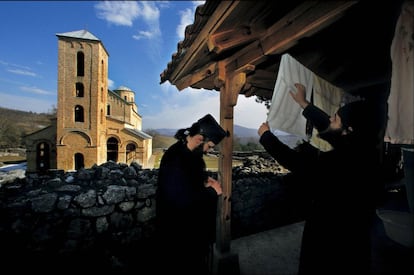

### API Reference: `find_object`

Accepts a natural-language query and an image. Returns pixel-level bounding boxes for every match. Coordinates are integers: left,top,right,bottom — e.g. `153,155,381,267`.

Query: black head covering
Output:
337,101,366,132
174,122,201,141
197,114,227,144
174,114,227,145
336,100,380,142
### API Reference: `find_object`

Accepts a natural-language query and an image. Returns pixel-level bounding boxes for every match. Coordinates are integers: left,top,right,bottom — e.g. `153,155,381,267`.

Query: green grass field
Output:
0,155,26,164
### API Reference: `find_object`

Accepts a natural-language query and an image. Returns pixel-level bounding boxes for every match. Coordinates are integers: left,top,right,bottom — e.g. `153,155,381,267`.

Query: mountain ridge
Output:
155,124,293,138
154,125,301,148
154,124,258,138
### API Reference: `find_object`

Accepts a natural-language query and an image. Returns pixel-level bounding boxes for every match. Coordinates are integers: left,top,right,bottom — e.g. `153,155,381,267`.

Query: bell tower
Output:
55,30,109,170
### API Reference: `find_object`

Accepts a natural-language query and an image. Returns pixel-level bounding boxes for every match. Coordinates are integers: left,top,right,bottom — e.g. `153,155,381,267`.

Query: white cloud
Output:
132,30,156,40
108,78,115,90
7,69,36,77
1,60,37,77
176,1,204,40
20,86,55,96
234,96,268,128
142,82,268,130
0,60,32,71
138,1,160,21
131,2,161,40
176,8,194,40
95,1,140,26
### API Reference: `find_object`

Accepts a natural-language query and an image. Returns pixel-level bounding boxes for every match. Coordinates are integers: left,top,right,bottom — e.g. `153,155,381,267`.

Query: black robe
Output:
260,104,381,274
155,140,218,274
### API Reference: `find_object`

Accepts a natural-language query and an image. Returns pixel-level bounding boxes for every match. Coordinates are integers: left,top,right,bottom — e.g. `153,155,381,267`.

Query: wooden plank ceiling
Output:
160,0,404,100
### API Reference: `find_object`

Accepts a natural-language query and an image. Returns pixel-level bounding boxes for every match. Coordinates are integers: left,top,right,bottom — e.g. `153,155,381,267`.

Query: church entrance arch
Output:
74,153,84,170
107,137,118,162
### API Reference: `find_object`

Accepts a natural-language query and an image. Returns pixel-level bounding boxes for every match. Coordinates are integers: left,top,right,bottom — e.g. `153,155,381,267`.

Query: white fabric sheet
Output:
385,1,414,144
266,54,313,139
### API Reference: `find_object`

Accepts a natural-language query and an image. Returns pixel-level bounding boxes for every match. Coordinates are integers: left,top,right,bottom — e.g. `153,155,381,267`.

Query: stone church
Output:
24,30,152,173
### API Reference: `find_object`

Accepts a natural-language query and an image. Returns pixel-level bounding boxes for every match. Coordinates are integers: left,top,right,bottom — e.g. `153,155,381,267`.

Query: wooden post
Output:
212,61,247,275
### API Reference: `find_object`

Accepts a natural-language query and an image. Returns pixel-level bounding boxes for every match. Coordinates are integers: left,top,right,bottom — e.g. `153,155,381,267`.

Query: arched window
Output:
77,51,84,76
101,60,104,82
107,104,111,115
74,105,84,122
74,153,84,170
76,82,84,97
36,142,50,172
107,137,118,162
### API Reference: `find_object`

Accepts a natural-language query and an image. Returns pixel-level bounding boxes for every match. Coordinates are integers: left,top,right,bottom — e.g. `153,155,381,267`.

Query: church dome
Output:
114,86,133,92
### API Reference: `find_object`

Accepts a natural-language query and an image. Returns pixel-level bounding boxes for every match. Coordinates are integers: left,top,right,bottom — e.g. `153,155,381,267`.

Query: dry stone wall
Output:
0,157,306,273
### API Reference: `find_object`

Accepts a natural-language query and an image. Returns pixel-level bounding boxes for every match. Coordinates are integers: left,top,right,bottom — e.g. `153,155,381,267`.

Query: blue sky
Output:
0,1,268,130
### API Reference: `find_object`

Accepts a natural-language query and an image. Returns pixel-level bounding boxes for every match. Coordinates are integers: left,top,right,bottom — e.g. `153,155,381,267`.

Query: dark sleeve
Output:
158,151,218,210
259,130,310,173
302,104,331,132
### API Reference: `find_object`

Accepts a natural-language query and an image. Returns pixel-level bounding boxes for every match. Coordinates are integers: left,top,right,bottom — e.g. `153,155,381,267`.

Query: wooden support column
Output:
212,61,249,275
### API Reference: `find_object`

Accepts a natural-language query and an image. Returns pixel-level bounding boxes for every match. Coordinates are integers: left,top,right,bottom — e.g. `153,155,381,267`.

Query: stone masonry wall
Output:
0,156,306,273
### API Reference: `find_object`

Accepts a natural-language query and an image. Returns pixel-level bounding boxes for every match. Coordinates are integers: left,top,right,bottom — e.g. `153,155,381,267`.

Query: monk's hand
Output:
206,177,222,195
258,122,270,137
290,83,309,109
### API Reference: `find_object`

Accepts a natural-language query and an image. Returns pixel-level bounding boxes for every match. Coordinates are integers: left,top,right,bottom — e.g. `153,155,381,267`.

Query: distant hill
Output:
154,124,257,138
0,107,54,135
0,107,54,147
153,124,302,148
154,124,297,138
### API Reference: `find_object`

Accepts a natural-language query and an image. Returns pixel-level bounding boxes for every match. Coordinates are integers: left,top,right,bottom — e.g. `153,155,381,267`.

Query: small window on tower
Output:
75,105,84,122
76,82,84,97
77,51,84,76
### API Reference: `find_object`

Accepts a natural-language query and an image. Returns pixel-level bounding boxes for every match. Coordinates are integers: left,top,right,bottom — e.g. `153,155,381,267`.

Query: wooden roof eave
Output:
169,1,357,94
225,1,357,75
174,62,218,91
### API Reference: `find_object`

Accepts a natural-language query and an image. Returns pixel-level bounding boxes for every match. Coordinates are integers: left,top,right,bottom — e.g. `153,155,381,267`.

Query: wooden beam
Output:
221,64,253,108
246,69,277,89
225,1,356,74
261,1,357,55
207,26,261,54
244,86,273,98
214,61,227,89
227,40,266,70
226,73,245,109
174,62,217,90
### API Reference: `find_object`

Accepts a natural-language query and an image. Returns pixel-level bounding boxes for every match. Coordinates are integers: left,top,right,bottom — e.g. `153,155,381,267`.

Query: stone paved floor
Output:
231,188,414,275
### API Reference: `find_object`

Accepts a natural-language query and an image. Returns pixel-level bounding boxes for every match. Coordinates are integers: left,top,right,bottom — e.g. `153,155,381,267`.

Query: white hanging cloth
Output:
266,53,313,139
385,1,414,145
267,53,344,148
